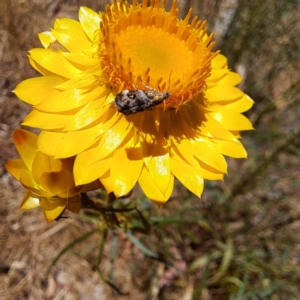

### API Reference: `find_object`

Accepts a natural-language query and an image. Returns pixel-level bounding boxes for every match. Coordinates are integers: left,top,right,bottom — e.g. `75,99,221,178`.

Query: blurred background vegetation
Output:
0,0,300,299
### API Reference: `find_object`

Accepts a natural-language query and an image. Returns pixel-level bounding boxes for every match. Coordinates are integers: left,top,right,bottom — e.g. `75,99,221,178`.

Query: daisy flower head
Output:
14,0,254,205
5,130,101,222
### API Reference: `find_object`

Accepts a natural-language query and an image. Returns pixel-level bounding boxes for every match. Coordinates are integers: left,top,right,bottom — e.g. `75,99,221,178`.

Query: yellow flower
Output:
14,1,254,204
5,130,101,222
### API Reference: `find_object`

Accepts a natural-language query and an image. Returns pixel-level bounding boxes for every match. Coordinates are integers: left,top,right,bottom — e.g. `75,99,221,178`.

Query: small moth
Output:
114,84,170,115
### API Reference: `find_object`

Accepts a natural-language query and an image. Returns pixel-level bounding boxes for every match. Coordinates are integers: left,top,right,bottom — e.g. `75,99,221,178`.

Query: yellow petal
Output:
64,101,116,132
25,188,52,198
203,113,237,142
20,192,40,210
39,171,74,196
225,94,254,113
5,159,27,180
139,127,169,158
51,26,92,53
38,31,56,48
195,159,224,180
62,52,98,67
19,171,39,190
211,54,227,69
147,153,171,194
209,105,254,131
110,142,143,197
217,71,243,86
40,197,67,223
41,129,97,159
63,98,110,130
206,69,228,83
170,156,204,197
31,151,75,191
138,166,174,205
37,131,63,157
58,188,81,199
31,151,51,185
56,73,99,90
37,111,119,158
14,76,63,106
171,138,194,165
205,86,244,103
28,55,55,76
175,104,204,135
48,129,99,159
99,172,114,194
29,48,81,78
79,6,101,42
23,109,73,130
74,151,112,185
19,171,52,197
54,18,82,31
212,139,247,158
51,17,97,59
192,137,227,173
13,129,37,170
35,84,105,113
96,117,133,160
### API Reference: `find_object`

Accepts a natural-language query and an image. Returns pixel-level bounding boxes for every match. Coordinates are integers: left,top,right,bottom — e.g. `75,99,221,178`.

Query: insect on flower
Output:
114,81,171,115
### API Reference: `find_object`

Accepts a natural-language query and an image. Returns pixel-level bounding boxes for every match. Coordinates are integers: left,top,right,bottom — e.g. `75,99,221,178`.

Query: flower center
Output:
99,0,218,109
116,26,193,82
